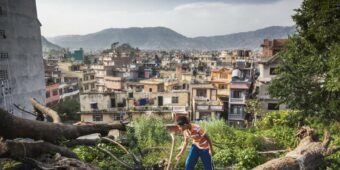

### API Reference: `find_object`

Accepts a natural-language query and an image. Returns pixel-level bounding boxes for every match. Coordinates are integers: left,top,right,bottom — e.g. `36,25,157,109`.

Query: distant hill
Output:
46,26,295,50
41,36,62,51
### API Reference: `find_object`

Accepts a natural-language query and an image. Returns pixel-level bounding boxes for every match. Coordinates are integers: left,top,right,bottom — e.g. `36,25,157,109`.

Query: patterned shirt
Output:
183,123,209,149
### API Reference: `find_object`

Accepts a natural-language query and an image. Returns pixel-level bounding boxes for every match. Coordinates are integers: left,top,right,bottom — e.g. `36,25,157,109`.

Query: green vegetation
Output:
268,0,340,120
71,111,339,169
53,98,80,122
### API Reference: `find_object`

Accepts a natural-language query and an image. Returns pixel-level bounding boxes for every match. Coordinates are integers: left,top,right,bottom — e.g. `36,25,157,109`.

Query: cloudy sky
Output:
36,0,303,37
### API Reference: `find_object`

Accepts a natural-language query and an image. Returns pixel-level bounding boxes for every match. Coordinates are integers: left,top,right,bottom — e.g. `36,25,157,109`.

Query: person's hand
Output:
209,148,214,156
175,153,182,161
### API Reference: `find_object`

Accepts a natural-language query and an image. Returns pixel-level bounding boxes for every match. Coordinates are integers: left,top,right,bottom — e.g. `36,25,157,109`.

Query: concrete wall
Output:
104,76,124,90
81,113,121,124
0,0,45,119
131,91,189,107
80,92,127,112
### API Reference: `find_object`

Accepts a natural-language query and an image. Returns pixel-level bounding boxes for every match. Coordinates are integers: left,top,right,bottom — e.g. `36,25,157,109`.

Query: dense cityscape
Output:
0,0,339,169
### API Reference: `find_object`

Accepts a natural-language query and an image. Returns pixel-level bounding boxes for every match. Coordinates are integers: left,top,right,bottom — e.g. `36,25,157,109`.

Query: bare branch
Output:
322,130,331,148
102,137,142,168
96,147,135,170
166,133,175,170
30,98,61,123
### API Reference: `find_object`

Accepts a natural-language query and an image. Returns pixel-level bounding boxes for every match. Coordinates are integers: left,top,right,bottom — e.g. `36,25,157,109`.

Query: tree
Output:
268,0,340,121
245,99,263,127
54,98,80,122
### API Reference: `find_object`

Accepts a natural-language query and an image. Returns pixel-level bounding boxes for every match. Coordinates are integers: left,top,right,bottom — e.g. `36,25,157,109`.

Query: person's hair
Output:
176,116,189,126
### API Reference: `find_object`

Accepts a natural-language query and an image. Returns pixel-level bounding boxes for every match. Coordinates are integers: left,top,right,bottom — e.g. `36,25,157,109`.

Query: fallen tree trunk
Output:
0,108,125,144
23,155,100,170
30,98,61,123
253,127,340,170
0,140,77,159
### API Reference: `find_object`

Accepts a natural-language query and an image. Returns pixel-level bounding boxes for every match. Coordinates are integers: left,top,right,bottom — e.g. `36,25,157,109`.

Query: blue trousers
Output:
185,144,213,170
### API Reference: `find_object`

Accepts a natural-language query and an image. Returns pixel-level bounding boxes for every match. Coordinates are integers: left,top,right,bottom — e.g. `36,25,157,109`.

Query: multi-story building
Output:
81,69,96,93
127,90,189,120
0,0,45,118
261,39,288,58
79,90,189,123
140,79,165,93
190,84,224,120
256,56,287,112
79,92,128,123
210,68,232,97
228,60,254,126
45,83,60,105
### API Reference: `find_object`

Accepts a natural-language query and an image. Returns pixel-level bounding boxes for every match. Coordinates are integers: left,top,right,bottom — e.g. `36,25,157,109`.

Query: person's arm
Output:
204,134,214,156
176,135,189,160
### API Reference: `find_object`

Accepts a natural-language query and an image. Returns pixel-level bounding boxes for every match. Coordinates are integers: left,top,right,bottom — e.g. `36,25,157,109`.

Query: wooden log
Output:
30,98,61,123
1,140,77,159
0,108,125,144
253,127,340,170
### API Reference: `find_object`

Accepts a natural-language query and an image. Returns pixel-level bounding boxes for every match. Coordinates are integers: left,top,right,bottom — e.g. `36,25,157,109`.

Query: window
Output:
92,114,103,122
149,88,152,92
218,84,226,89
232,91,242,98
255,87,260,95
59,89,63,95
231,105,244,114
110,98,116,108
91,83,95,89
221,73,228,79
172,96,179,104
46,91,50,98
268,103,279,110
0,52,8,59
0,70,8,80
128,92,133,98
113,114,123,121
84,85,89,90
270,67,277,75
0,30,6,39
90,75,95,79
196,89,207,97
52,89,58,96
91,103,98,110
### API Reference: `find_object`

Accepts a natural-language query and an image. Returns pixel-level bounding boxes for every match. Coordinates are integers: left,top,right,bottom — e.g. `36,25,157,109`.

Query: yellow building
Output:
210,68,232,96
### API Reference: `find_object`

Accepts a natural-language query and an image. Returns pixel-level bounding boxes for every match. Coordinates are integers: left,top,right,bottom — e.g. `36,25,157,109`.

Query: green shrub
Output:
235,147,264,170
213,148,235,166
256,110,302,129
128,115,170,148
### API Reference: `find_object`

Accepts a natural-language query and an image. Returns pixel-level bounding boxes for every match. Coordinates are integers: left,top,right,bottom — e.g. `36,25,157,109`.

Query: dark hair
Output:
176,116,189,126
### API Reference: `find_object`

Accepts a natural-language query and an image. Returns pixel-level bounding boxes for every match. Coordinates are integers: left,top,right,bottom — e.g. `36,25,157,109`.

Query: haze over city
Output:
36,0,303,37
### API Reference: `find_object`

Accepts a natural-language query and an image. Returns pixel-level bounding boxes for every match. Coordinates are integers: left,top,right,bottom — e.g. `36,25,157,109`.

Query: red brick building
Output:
261,39,288,57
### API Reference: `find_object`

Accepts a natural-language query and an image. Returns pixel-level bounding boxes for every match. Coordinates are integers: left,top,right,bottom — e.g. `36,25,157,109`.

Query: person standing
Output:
175,116,214,170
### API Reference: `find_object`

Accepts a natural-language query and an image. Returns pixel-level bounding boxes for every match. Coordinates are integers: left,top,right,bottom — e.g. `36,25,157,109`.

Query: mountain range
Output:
41,36,62,51
45,26,295,51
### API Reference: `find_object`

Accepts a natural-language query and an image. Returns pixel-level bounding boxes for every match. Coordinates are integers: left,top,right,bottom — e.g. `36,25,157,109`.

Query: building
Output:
79,90,189,123
190,84,224,120
71,48,84,61
81,69,96,93
210,68,232,97
140,79,165,93
104,76,125,91
127,90,189,120
79,92,128,123
45,83,60,105
256,55,287,112
228,60,254,126
261,39,288,58
0,0,45,118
